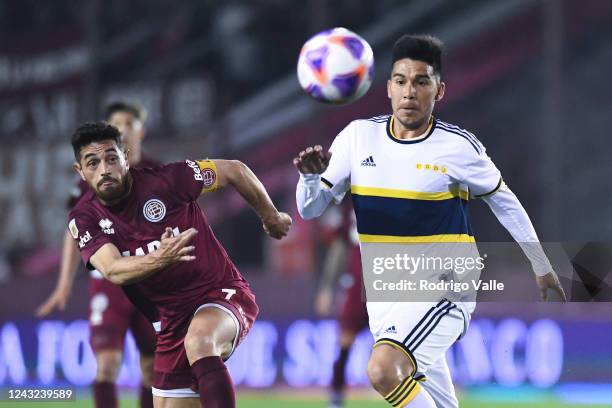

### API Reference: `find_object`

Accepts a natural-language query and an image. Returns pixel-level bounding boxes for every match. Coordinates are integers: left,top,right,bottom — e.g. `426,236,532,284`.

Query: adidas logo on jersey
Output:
361,156,376,167
384,325,397,334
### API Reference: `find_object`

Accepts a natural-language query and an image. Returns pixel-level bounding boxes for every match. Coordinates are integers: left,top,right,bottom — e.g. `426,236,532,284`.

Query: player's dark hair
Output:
71,122,123,161
104,101,147,122
391,34,443,76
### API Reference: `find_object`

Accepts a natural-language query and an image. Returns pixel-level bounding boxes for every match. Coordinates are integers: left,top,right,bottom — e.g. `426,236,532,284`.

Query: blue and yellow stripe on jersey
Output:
351,185,474,243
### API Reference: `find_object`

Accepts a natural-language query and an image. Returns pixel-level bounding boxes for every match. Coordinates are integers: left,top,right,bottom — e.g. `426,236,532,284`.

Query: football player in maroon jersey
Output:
37,102,158,408
68,121,291,408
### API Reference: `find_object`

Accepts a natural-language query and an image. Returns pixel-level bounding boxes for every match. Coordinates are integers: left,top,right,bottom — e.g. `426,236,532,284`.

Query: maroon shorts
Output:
88,276,156,355
152,286,259,392
339,246,369,333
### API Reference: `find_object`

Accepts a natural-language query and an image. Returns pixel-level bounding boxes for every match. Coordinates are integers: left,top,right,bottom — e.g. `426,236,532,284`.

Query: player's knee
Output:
184,331,231,363
95,351,122,382
339,330,358,348
367,347,415,396
367,358,401,395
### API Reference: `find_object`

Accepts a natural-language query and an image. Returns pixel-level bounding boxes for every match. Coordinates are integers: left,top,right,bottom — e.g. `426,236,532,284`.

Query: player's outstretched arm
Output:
90,228,198,285
212,160,292,239
36,229,81,317
481,185,567,302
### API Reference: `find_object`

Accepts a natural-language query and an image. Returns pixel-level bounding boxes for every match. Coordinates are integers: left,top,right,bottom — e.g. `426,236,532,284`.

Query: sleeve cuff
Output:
299,173,322,185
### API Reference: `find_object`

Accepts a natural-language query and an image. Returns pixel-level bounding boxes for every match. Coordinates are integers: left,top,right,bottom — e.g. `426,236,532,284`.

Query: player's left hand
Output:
263,212,292,239
536,271,567,302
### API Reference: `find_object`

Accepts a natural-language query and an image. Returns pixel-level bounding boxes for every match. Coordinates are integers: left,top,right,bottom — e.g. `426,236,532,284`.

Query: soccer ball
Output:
297,27,374,104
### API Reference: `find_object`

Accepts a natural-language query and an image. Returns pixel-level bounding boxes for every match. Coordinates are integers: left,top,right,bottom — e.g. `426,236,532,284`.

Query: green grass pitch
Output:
0,393,598,408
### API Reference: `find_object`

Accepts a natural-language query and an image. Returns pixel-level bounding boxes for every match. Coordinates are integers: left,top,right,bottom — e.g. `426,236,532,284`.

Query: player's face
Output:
74,140,130,203
108,111,144,154
387,58,445,131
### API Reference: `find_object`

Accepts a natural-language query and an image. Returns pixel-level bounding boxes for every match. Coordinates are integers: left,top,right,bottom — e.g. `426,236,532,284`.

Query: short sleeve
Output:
68,211,112,267
454,141,503,198
158,160,218,202
321,122,353,201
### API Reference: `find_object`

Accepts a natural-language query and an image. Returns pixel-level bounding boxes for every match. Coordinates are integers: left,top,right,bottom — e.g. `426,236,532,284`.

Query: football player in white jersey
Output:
293,34,566,408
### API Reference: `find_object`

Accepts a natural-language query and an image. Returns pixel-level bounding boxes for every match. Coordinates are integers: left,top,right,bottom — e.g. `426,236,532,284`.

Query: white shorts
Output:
367,299,466,380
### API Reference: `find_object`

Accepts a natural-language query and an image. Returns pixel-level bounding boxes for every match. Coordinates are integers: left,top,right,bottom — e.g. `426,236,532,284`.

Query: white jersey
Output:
320,114,502,243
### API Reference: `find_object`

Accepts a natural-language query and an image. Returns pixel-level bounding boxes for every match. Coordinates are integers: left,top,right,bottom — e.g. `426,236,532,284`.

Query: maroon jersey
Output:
68,160,250,335
67,154,160,209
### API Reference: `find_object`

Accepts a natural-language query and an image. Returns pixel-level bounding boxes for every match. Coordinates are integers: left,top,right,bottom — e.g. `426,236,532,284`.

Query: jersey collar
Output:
386,115,436,144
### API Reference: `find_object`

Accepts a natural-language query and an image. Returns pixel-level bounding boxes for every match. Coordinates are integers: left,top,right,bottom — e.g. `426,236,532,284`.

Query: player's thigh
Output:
129,307,157,356
367,300,464,375
184,306,238,363
153,395,200,408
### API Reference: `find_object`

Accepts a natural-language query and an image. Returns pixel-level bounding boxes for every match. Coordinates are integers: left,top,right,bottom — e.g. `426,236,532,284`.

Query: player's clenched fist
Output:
263,212,292,239
293,145,332,174
153,227,198,266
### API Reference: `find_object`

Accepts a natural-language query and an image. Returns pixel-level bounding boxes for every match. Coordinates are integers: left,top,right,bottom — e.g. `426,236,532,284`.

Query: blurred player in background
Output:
69,121,291,407
294,34,566,408
37,102,158,408
314,201,368,408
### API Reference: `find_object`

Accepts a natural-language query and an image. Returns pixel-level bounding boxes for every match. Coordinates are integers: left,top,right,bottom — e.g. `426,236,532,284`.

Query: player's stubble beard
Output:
95,173,132,205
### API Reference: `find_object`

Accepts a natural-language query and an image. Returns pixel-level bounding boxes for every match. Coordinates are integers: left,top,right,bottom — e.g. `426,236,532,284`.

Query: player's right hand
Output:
35,287,71,317
536,271,567,302
263,212,292,239
155,227,198,265
293,145,332,174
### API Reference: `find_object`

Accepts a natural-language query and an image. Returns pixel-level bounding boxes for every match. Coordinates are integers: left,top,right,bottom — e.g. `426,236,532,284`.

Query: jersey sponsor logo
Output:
121,226,181,257
68,218,79,239
78,231,92,248
143,199,166,223
361,155,376,167
186,159,204,181
98,218,115,234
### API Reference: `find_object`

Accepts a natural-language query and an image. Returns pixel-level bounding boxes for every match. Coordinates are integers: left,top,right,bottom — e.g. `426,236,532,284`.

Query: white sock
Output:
403,387,436,408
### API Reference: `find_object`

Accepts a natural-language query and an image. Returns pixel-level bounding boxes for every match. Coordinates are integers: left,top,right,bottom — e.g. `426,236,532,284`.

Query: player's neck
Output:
99,173,133,207
130,150,142,165
392,115,432,140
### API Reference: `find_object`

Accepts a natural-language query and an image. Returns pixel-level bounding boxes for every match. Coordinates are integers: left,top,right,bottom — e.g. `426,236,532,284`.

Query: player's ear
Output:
123,148,131,169
73,162,86,181
435,81,446,101
387,79,392,99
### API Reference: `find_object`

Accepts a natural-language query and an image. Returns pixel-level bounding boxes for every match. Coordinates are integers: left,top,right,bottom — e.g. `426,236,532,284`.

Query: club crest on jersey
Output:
202,168,216,188
99,218,115,234
143,199,166,223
